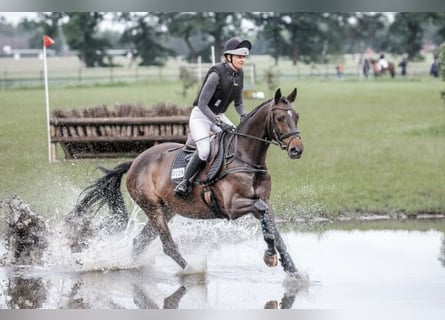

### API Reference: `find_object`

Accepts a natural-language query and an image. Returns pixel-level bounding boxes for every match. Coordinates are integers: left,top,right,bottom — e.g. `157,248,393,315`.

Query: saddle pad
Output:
170,132,226,185
170,149,191,184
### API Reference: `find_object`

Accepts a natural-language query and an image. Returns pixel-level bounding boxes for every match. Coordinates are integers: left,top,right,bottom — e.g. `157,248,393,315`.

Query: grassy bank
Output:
0,78,444,220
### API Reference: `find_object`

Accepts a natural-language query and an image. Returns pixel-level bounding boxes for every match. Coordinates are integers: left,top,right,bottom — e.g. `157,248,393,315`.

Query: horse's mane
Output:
237,98,272,129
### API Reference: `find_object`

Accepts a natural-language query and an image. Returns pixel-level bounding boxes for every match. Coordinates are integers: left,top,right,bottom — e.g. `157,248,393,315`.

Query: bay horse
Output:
70,88,304,278
369,59,395,78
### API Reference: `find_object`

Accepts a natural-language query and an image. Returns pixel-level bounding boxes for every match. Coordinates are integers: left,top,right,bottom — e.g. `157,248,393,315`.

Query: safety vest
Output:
193,62,243,114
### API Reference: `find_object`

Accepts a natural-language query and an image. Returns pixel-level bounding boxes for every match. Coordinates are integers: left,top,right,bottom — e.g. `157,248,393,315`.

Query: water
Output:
0,215,444,309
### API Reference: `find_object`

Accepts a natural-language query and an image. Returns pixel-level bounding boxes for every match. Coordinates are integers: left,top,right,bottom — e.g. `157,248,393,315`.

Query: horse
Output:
369,59,396,78
69,88,304,278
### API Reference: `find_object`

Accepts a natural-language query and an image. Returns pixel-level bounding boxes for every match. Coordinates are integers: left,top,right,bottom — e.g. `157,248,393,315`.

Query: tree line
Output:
2,12,445,68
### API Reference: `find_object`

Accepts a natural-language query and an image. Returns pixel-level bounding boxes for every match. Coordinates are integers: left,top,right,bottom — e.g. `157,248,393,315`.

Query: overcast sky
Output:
1,12,38,25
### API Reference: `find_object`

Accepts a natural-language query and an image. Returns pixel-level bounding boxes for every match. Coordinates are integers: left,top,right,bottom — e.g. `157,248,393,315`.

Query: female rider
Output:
174,37,252,198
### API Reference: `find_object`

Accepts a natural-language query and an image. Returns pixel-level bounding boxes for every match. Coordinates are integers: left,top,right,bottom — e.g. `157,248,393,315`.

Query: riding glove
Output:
217,121,236,133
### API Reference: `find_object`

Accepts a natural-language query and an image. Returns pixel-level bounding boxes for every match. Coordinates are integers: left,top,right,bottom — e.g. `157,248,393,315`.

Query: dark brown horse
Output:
369,59,396,78
70,88,304,278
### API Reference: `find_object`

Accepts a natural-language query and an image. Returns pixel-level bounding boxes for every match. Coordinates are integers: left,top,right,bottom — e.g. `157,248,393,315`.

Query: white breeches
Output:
189,107,235,161
379,59,388,69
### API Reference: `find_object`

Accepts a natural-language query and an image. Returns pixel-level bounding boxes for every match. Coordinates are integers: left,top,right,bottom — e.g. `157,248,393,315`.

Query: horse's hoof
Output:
263,252,278,267
264,300,278,309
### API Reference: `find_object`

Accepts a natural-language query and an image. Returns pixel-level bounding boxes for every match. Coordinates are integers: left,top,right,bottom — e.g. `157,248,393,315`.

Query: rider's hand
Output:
217,120,236,133
240,114,247,123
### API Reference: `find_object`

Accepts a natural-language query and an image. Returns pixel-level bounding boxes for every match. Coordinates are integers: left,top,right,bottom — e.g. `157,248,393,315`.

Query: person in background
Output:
336,62,344,80
430,57,440,78
378,53,389,71
174,37,251,198
398,57,408,76
362,58,370,78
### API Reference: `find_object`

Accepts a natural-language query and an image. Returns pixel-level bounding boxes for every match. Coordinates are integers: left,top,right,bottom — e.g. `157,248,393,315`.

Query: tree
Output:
158,12,204,62
119,13,175,66
63,12,111,67
17,12,62,50
346,12,388,55
247,12,287,65
282,13,349,65
160,12,244,63
384,13,430,60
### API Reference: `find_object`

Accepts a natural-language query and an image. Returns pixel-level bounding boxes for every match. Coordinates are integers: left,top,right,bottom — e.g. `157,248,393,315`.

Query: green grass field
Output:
0,65,444,220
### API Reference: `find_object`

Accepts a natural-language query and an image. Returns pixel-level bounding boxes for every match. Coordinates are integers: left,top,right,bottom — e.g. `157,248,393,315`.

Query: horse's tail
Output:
77,160,132,219
65,161,133,250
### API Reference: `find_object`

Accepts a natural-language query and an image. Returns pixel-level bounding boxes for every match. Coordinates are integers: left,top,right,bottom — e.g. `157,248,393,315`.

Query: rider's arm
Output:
197,71,219,123
234,89,246,117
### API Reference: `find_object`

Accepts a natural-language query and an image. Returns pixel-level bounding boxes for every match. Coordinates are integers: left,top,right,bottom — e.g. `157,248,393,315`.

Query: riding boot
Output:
174,152,206,198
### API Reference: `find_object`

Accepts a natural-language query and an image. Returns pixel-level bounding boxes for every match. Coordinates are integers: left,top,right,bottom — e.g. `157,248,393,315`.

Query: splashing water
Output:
1,195,261,274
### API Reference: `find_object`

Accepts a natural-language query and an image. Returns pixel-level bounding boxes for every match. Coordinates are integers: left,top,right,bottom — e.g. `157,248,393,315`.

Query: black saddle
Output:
170,132,228,185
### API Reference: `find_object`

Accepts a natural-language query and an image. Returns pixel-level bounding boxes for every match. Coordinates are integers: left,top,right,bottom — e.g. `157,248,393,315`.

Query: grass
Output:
0,68,444,220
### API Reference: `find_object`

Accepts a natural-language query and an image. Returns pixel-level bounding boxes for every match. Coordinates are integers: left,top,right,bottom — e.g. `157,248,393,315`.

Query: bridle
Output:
234,101,301,150
269,105,301,149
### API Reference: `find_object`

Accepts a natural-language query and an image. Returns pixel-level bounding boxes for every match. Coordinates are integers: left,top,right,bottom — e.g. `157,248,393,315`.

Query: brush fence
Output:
50,116,189,160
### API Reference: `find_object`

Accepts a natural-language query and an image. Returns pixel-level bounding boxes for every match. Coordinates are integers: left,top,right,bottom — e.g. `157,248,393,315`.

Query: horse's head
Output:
269,88,304,159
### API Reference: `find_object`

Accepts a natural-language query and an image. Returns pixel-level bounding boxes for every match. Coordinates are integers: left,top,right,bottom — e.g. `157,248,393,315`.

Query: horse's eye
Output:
276,115,285,122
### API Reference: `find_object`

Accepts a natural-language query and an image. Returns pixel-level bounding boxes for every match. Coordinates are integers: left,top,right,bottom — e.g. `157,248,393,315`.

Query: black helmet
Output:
223,37,252,56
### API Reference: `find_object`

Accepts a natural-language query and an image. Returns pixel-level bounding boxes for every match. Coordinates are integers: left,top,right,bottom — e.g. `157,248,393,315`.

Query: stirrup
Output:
174,180,192,198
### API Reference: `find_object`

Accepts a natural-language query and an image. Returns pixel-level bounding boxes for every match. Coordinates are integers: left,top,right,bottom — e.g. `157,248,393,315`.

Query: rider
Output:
378,53,388,71
174,37,251,198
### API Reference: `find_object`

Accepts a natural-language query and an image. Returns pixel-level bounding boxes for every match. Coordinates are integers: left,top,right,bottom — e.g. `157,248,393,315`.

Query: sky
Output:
0,12,38,25
0,12,125,32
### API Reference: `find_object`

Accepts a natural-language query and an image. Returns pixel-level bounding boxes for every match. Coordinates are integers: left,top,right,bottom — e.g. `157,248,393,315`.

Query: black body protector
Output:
193,62,244,115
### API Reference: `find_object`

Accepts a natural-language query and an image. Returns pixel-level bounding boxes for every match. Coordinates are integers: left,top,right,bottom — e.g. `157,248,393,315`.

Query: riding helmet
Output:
223,37,252,56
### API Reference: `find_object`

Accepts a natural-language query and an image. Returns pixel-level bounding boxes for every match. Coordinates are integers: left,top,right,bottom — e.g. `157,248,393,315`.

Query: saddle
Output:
170,132,230,186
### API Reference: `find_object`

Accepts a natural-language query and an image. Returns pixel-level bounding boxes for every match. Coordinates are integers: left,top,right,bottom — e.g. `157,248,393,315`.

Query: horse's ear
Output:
274,88,282,104
287,88,297,103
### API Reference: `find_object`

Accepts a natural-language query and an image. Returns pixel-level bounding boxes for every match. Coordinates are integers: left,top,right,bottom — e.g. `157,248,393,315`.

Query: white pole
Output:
211,46,215,65
197,55,202,83
43,44,52,163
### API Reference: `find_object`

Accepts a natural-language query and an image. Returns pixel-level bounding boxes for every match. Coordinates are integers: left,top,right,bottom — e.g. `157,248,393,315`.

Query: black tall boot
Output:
174,152,206,198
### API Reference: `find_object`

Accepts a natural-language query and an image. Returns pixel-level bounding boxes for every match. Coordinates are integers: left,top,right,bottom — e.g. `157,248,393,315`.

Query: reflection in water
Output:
133,284,187,309
4,275,47,309
0,219,445,309
0,268,299,309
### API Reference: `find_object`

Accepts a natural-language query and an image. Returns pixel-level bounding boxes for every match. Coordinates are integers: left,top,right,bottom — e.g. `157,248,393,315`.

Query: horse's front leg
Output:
254,199,298,276
254,199,278,267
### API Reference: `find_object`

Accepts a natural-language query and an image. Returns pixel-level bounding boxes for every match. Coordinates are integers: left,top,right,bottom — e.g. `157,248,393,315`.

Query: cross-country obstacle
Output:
49,104,191,160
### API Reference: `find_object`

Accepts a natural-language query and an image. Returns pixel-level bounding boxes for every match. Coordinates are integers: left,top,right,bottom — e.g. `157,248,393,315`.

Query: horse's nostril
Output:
289,147,302,158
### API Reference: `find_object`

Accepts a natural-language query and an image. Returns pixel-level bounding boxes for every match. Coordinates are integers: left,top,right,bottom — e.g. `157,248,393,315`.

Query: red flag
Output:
43,35,55,48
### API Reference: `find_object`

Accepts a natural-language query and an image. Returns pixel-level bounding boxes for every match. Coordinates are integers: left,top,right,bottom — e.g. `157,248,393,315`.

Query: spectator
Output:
336,62,344,80
398,57,408,76
362,58,370,78
430,58,439,78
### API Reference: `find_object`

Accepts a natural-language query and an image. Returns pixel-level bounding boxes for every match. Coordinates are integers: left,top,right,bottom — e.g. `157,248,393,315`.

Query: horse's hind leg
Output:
132,219,159,258
156,217,187,269
143,207,187,269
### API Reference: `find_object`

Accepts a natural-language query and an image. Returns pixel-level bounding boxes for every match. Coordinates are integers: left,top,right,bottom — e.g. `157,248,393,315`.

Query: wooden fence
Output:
50,116,189,160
